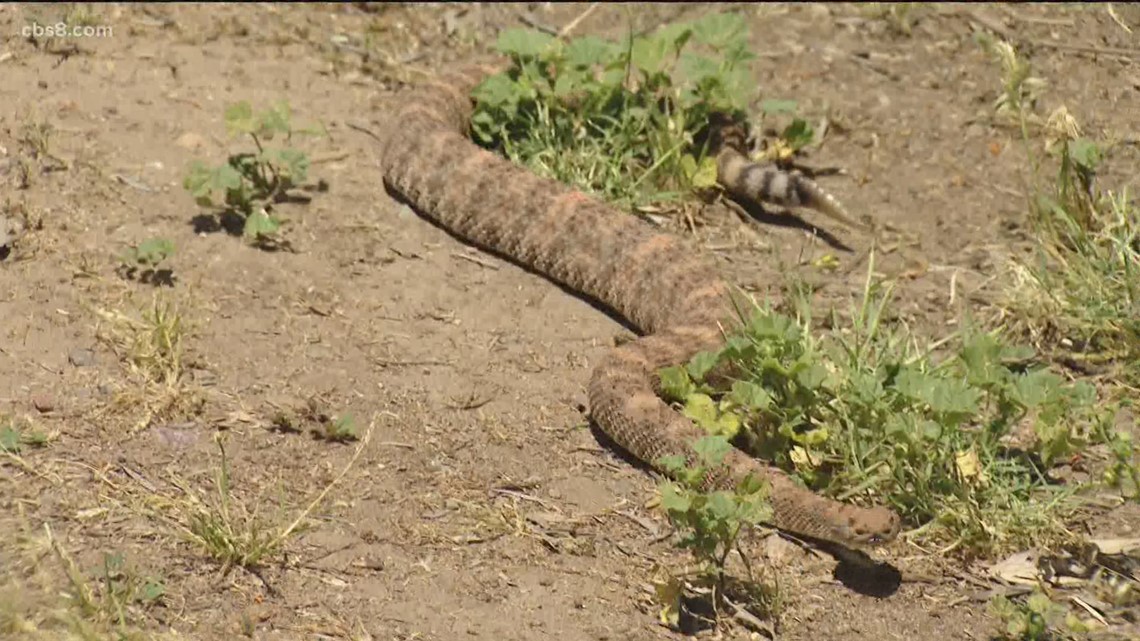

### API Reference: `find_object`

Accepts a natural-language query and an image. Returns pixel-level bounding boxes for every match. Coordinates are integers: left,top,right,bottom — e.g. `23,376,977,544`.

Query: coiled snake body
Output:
376,61,901,548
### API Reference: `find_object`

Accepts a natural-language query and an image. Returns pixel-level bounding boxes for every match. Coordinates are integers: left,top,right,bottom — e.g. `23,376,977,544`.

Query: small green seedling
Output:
990,590,1093,641
184,100,319,248
654,435,773,628
0,421,48,453
314,413,359,443
117,237,175,285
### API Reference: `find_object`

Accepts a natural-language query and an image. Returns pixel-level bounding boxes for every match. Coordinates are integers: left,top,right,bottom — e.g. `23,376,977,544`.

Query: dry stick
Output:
451,251,500,270
1107,3,1133,34
558,3,600,39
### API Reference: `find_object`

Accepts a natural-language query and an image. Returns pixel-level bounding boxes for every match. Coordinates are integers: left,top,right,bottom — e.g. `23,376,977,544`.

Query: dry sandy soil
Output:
1,3,1139,640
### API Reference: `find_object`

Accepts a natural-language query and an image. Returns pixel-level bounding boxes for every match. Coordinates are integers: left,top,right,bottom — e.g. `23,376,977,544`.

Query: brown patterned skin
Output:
376,63,901,548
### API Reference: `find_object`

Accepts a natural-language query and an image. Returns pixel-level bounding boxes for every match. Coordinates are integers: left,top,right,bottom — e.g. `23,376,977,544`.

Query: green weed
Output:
117,237,174,286
990,589,1094,641
470,13,814,212
183,100,319,247
653,435,778,630
314,413,359,443
659,257,1125,557
0,419,49,455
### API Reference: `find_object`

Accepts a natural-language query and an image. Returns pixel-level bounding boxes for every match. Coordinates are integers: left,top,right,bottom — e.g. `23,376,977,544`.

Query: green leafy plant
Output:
659,258,1127,557
990,590,1093,641
0,420,48,454
183,100,318,247
653,435,774,629
652,428,775,629
470,13,763,210
315,412,359,443
117,237,175,285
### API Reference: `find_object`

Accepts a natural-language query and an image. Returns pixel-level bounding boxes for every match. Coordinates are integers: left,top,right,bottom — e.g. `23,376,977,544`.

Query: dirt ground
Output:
2,3,1138,640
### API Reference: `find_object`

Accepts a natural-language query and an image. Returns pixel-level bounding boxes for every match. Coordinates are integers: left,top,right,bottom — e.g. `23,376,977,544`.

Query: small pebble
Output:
32,394,54,413
68,348,97,367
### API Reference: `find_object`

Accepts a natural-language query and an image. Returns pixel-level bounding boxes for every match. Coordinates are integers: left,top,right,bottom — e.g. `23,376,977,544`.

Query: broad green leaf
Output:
0,426,20,453
472,73,522,109
224,101,256,136
737,473,766,496
553,72,578,98
796,427,830,447
706,491,736,520
925,378,981,415
1010,369,1061,408
212,163,244,192
658,365,694,401
682,393,720,432
686,350,721,381
139,581,166,604
182,162,214,199
710,408,741,439
894,366,932,402
729,380,772,410
243,210,280,239
794,361,828,391
564,35,616,68
781,118,815,150
692,434,732,467
659,482,692,513
132,238,174,266
496,28,556,59
759,98,798,115
269,148,310,182
919,420,943,441
691,12,747,49
259,101,291,137
677,52,720,85
630,34,671,75
656,454,688,475
1068,138,1101,170
681,153,719,189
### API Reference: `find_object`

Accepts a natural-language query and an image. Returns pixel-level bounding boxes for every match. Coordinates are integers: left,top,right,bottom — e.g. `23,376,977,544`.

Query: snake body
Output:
376,62,901,547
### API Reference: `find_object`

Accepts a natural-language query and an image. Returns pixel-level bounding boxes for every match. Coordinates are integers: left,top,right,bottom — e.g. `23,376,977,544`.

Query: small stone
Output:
68,348,96,367
32,394,54,413
175,132,207,150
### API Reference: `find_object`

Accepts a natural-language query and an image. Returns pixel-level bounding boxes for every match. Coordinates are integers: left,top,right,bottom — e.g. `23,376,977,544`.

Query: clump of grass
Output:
979,38,1140,388
169,425,371,574
94,292,200,433
96,293,186,388
0,519,171,641
470,13,780,211
659,256,1127,557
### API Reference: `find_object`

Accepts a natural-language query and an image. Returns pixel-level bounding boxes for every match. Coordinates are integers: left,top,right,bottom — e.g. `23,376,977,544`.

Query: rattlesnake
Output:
375,61,901,548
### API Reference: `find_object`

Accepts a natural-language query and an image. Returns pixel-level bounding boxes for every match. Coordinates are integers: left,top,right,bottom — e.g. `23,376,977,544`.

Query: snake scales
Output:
375,61,901,548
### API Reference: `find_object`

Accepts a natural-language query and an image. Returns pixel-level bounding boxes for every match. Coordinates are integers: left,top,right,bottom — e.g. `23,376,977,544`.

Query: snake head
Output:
834,506,902,547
